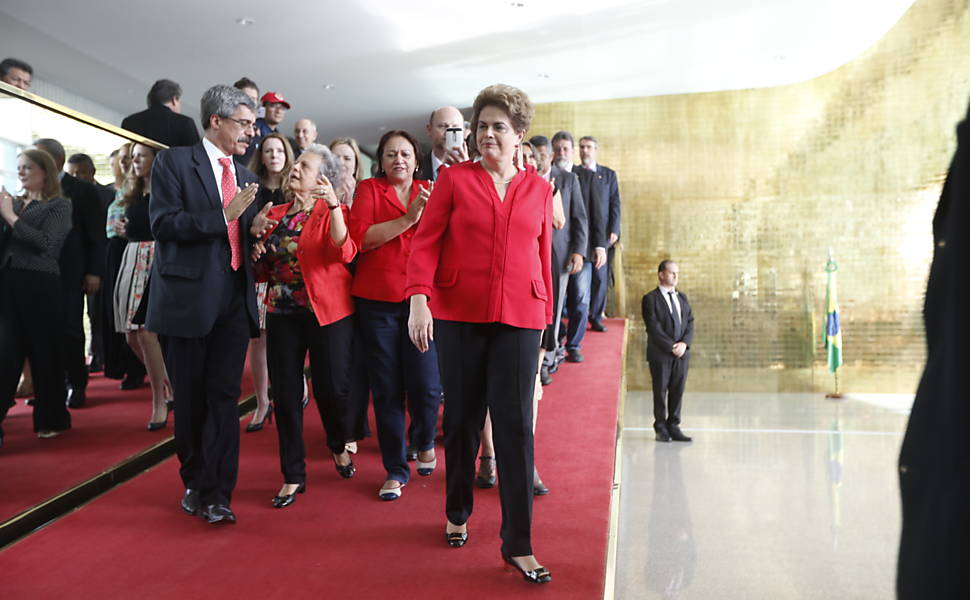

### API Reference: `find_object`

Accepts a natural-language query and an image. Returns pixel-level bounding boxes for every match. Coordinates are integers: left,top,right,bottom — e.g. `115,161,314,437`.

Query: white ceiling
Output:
0,0,915,146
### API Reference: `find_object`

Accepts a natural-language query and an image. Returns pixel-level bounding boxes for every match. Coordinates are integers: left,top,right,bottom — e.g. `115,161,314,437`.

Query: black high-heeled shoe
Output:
147,404,170,431
333,453,356,478
246,403,274,433
271,482,306,508
475,455,496,488
502,554,552,584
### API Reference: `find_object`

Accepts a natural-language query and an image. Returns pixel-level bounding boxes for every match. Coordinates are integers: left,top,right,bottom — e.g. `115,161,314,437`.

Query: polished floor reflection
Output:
615,392,910,599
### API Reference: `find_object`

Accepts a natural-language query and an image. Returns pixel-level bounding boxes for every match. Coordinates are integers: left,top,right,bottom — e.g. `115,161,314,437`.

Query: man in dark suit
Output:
67,153,114,373
147,84,266,525
121,79,200,148
642,260,694,443
34,139,106,408
553,131,606,363
896,100,970,599
416,106,467,182
530,135,588,385
579,136,621,331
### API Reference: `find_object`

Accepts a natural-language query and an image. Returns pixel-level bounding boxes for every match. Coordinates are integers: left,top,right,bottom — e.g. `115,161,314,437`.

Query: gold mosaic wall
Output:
530,0,970,392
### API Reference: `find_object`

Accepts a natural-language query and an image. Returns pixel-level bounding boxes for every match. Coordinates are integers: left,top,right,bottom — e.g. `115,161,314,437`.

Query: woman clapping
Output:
253,144,356,508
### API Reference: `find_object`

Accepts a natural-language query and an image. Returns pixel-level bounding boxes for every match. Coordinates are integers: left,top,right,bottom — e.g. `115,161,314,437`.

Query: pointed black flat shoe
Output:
502,554,552,584
333,454,356,478
271,482,306,508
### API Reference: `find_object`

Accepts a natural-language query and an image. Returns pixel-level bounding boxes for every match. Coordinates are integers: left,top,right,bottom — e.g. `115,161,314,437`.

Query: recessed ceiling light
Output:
235,17,255,26
537,73,550,79
322,84,336,90
378,125,388,131
510,2,526,6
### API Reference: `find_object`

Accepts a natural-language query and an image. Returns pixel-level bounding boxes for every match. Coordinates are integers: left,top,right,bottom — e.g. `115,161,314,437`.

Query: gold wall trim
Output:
0,80,168,150
603,319,629,600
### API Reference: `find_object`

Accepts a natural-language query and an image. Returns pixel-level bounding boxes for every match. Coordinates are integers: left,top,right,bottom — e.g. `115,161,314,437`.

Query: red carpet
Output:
0,370,255,524
1,321,624,599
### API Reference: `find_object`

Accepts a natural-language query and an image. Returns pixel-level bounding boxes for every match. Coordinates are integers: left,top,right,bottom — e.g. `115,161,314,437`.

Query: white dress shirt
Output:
658,284,682,321
202,137,237,223
431,152,446,180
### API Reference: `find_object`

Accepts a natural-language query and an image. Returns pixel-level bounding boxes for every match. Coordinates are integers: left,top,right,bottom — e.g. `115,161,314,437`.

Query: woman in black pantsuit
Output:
407,84,553,584
0,149,74,444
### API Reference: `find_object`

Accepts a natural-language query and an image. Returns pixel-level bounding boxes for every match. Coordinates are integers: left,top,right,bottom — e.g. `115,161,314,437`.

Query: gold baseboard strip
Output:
603,320,630,600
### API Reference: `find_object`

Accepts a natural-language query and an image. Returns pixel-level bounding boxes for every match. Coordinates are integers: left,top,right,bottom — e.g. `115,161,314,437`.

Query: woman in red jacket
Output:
252,144,357,509
349,130,440,501
407,84,553,584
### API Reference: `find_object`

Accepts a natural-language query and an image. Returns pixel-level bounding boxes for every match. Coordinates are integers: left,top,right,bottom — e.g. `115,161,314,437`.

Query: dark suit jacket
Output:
642,287,694,363
416,151,434,182
896,106,970,599
584,164,621,241
58,173,106,283
121,105,200,148
568,165,606,257
146,142,260,338
549,166,588,273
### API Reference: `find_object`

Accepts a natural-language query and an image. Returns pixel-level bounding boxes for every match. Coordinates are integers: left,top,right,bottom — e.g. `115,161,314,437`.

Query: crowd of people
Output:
0,58,625,585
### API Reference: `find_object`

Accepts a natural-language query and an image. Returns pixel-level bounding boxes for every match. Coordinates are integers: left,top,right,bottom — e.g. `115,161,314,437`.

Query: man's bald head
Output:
293,118,318,150
427,106,466,158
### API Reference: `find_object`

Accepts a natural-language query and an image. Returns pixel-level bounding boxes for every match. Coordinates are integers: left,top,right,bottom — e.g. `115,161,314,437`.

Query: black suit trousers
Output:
266,311,351,484
435,320,540,557
0,269,70,433
648,357,689,429
163,269,250,506
60,279,88,391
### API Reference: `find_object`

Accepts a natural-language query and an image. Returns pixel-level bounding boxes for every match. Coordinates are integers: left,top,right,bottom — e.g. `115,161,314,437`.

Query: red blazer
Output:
349,177,429,303
258,202,357,326
405,161,553,330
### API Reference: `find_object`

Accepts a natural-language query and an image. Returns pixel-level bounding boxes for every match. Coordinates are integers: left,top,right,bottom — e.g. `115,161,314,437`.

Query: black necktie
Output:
668,291,681,337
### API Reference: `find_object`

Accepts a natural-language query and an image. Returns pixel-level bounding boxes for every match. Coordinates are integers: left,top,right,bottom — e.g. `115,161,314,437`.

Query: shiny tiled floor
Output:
614,391,911,599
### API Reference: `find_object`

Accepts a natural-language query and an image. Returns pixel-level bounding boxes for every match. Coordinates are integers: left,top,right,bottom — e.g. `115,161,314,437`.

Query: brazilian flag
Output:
824,256,843,373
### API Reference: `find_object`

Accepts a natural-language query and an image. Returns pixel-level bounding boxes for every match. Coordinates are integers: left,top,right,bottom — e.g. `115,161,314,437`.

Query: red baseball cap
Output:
260,91,291,109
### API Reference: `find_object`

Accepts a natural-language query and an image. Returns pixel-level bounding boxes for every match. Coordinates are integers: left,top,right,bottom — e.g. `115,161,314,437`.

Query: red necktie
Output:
436,163,444,180
218,157,242,270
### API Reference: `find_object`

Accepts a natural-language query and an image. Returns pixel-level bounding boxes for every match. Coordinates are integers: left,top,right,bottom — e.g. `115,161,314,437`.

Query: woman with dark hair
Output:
0,149,73,444
112,142,171,430
252,143,357,508
407,84,553,583
244,132,295,432
349,130,441,501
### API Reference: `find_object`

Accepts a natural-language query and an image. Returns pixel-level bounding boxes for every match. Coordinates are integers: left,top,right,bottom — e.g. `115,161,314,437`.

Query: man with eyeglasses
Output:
147,84,273,525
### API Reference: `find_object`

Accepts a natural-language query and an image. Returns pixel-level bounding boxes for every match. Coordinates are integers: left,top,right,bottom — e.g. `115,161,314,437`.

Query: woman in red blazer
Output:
251,144,357,509
407,84,553,584
348,130,441,501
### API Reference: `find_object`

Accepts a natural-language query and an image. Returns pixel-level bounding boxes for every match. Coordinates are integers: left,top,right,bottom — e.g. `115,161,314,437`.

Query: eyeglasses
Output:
224,117,255,129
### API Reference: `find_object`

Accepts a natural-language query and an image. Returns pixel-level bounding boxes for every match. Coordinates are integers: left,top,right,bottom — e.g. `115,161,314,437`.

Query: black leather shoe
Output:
406,444,418,462
120,375,145,390
533,467,550,496
271,482,306,508
669,427,693,442
88,357,103,373
539,366,552,386
66,386,86,409
333,454,357,478
566,349,584,363
202,504,236,525
502,554,552,584
590,320,608,332
180,489,201,516
655,429,672,442
445,530,468,548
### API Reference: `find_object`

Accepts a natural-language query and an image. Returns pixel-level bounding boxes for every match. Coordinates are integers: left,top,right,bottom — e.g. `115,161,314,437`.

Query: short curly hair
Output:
471,84,534,134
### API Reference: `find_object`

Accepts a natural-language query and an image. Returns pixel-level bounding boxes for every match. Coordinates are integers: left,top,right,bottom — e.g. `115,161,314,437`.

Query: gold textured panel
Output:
530,0,970,392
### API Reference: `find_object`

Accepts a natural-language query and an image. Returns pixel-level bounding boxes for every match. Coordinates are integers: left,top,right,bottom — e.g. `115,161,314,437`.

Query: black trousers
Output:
435,320,541,557
357,298,442,484
0,269,70,433
163,270,250,507
61,278,88,392
342,314,371,442
648,357,689,429
266,311,352,484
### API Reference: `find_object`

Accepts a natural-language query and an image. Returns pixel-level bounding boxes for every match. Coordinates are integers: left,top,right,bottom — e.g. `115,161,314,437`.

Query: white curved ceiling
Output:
0,0,915,145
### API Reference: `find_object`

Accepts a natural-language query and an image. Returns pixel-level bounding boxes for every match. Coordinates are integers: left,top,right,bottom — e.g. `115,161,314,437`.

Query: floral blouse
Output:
261,210,312,314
